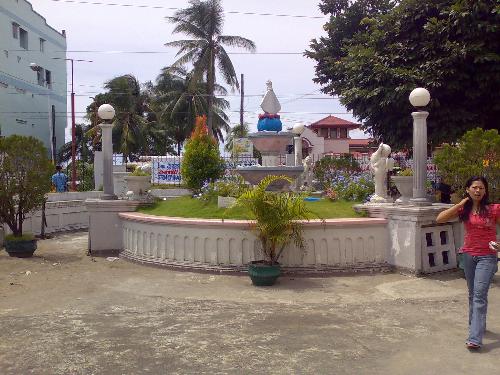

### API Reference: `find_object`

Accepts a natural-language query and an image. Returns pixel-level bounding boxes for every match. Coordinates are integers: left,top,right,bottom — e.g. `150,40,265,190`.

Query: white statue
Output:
369,143,394,203
300,155,313,190
260,80,281,114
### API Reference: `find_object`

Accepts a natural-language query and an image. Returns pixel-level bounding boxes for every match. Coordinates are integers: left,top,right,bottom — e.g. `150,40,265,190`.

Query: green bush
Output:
0,135,52,237
434,128,499,201
181,116,225,192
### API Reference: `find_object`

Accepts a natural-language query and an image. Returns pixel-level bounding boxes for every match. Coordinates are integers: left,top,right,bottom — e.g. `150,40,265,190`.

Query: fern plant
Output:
235,175,313,265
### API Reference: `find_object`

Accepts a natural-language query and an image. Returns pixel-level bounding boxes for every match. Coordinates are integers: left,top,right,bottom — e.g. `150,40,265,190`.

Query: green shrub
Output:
181,116,225,192
434,128,499,201
0,135,52,237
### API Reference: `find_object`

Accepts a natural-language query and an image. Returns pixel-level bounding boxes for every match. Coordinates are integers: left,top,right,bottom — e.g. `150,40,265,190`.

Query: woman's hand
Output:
436,196,469,223
458,197,470,207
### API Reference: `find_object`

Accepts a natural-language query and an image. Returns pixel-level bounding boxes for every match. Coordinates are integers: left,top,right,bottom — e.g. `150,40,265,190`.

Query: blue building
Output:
0,0,67,160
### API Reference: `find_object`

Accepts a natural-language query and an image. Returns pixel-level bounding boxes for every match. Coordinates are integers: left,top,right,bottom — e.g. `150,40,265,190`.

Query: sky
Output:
32,0,368,143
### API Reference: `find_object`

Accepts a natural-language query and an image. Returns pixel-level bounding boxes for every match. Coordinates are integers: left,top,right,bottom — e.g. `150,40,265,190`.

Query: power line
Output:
47,0,327,19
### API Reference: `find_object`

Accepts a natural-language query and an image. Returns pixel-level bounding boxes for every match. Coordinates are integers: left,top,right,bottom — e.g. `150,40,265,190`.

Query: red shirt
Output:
460,204,500,256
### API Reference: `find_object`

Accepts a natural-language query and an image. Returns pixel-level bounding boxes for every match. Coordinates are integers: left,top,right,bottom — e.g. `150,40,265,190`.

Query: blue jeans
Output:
463,253,498,346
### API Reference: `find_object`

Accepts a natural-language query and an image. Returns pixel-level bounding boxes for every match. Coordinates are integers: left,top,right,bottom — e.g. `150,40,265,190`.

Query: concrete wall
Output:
323,138,350,154
119,213,389,272
0,0,67,154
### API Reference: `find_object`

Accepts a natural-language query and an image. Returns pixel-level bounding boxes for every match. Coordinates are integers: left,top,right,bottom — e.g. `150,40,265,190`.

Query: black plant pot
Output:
5,239,37,258
248,261,281,286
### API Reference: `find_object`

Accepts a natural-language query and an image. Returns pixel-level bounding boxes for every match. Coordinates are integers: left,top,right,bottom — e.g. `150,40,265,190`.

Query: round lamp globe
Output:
292,123,305,135
409,88,430,107
98,104,115,120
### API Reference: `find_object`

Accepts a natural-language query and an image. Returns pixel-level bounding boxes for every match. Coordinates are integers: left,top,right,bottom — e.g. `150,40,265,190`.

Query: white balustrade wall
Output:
1,192,102,244
119,213,389,272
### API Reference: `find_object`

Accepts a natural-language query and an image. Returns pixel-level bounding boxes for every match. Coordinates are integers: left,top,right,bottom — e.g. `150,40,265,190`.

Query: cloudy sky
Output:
33,0,367,142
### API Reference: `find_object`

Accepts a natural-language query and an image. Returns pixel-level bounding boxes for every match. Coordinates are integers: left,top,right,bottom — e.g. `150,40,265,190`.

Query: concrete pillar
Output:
86,199,140,256
99,123,116,200
410,111,430,206
294,136,302,166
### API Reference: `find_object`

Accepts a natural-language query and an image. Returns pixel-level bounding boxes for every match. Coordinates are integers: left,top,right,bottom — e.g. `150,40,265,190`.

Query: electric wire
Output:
47,0,327,19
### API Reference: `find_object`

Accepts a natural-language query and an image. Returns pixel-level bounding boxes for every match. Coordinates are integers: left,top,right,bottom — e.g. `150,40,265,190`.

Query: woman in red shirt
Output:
437,176,500,350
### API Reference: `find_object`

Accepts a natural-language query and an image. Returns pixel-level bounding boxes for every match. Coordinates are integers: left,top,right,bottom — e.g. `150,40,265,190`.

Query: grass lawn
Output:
138,196,363,219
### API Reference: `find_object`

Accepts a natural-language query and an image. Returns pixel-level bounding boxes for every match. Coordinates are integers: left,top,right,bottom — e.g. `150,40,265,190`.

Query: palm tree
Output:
86,75,152,162
164,0,256,134
57,123,93,164
153,66,230,154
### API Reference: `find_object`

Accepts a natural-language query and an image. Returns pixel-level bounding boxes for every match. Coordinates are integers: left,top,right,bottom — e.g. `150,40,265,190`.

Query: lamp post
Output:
98,104,117,200
292,123,305,166
409,87,431,206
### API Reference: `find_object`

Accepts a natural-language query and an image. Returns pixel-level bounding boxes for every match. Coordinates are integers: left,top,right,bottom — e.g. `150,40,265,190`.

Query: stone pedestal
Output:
354,203,463,274
86,199,141,256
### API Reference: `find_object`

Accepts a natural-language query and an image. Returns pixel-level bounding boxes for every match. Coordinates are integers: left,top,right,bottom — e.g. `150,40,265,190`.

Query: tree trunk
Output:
177,142,181,156
207,48,215,136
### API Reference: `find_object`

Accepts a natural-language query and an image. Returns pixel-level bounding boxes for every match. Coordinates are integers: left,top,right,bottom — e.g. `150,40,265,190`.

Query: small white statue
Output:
300,155,313,190
369,143,394,203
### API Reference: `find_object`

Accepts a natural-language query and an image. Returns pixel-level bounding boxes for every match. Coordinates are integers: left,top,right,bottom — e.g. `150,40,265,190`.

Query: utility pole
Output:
240,73,244,126
70,59,76,191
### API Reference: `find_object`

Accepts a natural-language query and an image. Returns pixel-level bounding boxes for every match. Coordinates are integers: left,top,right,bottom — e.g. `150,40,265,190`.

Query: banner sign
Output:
152,158,182,184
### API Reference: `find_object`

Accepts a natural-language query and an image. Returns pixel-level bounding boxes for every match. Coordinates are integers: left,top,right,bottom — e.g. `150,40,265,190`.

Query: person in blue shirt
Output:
51,165,68,192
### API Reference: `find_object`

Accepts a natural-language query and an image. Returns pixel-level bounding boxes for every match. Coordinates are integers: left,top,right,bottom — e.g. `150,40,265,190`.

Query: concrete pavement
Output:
1,232,500,374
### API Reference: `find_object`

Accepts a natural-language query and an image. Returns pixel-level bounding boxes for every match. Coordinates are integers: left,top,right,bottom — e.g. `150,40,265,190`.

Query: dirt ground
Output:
1,231,500,374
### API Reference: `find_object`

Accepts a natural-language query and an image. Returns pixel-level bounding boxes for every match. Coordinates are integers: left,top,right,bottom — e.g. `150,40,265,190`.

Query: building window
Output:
45,70,52,88
39,38,45,52
339,128,348,138
37,68,45,86
12,22,19,39
19,28,28,49
330,128,338,139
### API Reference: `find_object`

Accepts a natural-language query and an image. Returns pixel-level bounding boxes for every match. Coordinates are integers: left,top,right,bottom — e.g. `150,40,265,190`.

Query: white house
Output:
0,0,67,159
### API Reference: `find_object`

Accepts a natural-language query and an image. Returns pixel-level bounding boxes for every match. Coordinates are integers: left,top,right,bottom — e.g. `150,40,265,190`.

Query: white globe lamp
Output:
98,104,115,121
292,123,305,135
409,88,430,107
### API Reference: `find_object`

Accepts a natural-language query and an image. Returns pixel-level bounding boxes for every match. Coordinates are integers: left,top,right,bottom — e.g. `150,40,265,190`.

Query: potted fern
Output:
0,135,52,257
234,175,312,286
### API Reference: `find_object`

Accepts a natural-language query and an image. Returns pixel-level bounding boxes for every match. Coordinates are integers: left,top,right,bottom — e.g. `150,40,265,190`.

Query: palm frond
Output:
217,35,256,52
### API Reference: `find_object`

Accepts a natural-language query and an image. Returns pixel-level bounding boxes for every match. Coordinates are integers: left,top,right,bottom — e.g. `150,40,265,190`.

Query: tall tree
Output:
306,0,500,149
164,0,256,135
153,66,230,154
86,74,153,161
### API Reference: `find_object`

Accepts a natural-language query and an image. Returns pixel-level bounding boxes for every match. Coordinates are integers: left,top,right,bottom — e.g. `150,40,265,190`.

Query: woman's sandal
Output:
466,342,481,350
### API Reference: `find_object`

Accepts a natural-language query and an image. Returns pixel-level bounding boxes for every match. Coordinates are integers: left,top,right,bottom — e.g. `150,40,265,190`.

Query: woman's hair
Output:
459,176,490,221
